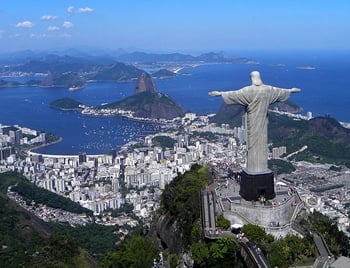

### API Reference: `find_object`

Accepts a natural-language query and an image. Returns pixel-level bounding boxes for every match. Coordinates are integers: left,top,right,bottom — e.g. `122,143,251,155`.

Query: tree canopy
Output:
160,164,211,246
102,234,158,268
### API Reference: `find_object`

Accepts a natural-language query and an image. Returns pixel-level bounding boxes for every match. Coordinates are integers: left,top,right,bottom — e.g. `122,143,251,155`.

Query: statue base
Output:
239,169,275,201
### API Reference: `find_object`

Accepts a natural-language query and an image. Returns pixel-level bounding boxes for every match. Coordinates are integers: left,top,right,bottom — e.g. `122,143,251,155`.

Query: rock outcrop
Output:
104,72,186,120
149,214,184,255
134,72,157,94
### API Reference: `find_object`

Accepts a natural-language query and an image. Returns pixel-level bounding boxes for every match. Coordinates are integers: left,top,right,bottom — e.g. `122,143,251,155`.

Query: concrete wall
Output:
228,194,299,226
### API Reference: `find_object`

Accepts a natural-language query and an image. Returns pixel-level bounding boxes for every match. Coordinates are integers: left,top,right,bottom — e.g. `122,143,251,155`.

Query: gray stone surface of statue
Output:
209,71,300,174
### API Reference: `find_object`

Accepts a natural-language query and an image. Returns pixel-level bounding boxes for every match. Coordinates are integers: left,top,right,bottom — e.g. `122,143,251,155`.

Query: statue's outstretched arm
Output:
289,88,301,93
208,91,222,96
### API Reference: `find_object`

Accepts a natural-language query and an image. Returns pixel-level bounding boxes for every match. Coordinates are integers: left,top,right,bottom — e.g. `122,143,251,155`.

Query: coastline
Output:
27,136,63,154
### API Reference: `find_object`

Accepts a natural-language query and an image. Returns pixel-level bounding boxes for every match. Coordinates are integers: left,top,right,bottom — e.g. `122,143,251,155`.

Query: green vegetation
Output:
242,224,274,252
216,214,231,229
0,171,92,215
299,211,350,257
44,132,61,143
49,222,122,262
50,97,84,110
210,103,244,127
191,237,244,268
152,135,176,149
215,108,350,166
242,224,315,268
191,131,219,142
0,184,98,267
160,164,211,246
102,234,158,268
268,235,315,267
158,164,245,267
268,159,296,175
269,114,350,166
109,202,134,217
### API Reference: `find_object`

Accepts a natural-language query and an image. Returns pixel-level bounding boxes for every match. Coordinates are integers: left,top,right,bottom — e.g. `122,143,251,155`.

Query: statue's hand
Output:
208,91,222,96
290,88,301,93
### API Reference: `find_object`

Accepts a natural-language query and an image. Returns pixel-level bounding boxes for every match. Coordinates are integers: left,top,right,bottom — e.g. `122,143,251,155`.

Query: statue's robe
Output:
221,85,290,173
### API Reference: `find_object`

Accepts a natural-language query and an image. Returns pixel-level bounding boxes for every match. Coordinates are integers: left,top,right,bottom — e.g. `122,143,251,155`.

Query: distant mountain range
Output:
0,50,249,88
115,50,246,64
0,49,247,65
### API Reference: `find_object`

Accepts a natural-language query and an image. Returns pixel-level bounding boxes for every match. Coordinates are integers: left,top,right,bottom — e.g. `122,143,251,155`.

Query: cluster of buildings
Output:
2,110,350,239
0,124,46,163
79,104,135,118
279,161,350,235
0,114,246,224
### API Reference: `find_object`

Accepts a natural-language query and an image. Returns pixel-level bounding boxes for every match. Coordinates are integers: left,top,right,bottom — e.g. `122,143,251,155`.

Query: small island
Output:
49,98,84,111
151,69,176,79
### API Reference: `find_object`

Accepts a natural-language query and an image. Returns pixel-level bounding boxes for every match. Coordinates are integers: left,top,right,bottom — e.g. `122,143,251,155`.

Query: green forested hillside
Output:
0,172,99,267
160,164,211,246
213,102,350,166
269,114,350,166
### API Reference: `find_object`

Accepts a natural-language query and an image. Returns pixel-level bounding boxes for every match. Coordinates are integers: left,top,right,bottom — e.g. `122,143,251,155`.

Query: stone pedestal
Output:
239,169,275,201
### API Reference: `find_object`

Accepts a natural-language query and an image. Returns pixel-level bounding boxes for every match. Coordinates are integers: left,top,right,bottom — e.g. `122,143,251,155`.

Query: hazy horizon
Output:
1,1,349,54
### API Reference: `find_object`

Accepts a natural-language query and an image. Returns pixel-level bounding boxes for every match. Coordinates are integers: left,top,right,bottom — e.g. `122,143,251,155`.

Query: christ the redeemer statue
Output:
209,71,300,200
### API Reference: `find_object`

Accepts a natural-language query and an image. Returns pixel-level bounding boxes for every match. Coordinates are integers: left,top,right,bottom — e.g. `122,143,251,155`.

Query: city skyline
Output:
1,0,350,53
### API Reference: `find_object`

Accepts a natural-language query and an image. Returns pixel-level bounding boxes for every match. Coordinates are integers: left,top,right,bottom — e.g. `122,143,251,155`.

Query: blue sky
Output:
1,0,349,53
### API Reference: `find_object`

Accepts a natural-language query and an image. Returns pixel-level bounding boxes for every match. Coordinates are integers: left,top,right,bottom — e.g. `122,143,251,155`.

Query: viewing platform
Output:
210,176,305,239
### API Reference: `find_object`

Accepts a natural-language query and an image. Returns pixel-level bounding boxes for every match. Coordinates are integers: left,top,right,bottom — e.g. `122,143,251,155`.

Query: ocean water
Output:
0,50,349,154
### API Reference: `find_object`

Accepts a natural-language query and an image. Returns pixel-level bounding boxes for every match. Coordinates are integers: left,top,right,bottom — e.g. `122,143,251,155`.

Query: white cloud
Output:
62,21,73,28
41,15,58,20
77,7,94,13
30,33,47,39
0,30,4,38
67,6,94,14
16,21,34,28
67,6,74,13
48,26,59,31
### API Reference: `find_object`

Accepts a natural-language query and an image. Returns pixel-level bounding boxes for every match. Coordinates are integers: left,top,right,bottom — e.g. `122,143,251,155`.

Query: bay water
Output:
1,50,349,154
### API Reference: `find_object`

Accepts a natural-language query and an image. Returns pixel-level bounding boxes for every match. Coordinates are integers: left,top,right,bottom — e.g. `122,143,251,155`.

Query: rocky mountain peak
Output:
134,72,157,94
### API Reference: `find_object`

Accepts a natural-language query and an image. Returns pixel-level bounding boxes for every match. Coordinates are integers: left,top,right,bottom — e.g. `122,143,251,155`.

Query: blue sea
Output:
1,50,349,155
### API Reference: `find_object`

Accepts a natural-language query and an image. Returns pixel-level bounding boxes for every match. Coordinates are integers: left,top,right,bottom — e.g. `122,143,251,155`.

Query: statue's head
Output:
250,71,263,86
